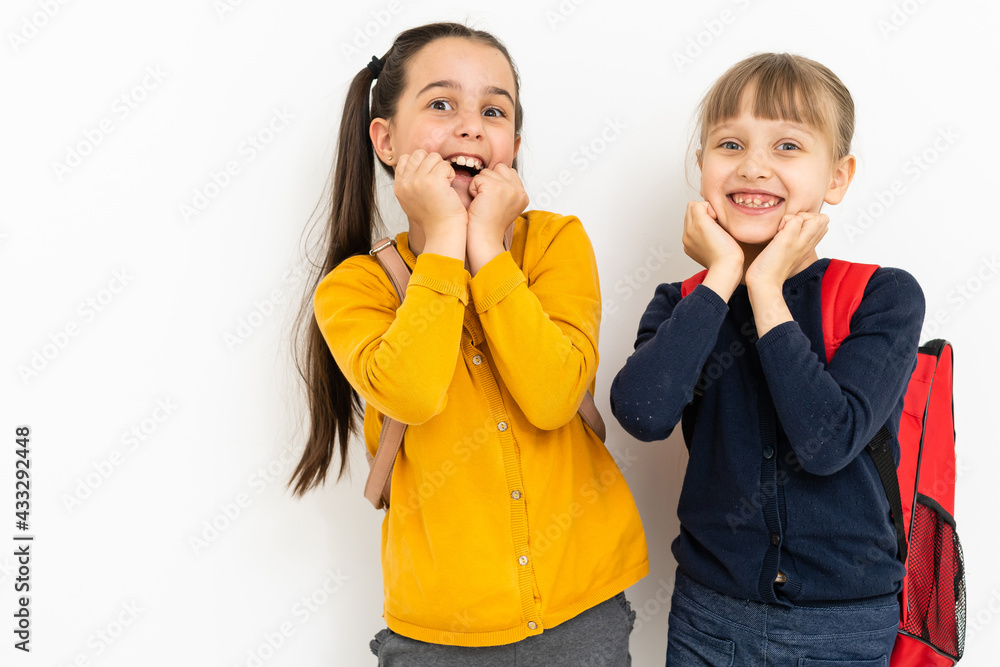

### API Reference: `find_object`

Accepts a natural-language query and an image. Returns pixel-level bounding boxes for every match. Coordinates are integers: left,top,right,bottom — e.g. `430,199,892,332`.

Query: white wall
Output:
4,0,997,665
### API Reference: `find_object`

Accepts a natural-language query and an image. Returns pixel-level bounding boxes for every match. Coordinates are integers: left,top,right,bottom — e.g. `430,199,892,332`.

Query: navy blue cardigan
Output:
610,258,924,605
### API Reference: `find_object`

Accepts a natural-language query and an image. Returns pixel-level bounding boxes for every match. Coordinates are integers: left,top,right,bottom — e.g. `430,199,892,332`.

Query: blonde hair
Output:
697,53,855,161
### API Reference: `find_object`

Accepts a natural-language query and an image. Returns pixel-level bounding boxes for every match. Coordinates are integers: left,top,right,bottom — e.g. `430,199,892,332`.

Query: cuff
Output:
410,253,470,305
756,320,800,352
469,251,526,313
690,284,730,316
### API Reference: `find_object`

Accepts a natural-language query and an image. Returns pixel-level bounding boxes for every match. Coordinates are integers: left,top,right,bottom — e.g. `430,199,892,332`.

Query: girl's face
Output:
698,96,855,247
370,37,520,209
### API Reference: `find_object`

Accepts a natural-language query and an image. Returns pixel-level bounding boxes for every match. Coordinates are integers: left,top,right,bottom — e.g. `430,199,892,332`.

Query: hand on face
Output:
745,211,828,288
467,162,528,244
683,200,744,271
393,149,469,238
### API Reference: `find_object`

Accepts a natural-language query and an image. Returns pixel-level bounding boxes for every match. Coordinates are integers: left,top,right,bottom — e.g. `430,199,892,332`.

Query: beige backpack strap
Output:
364,238,412,510
578,391,607,442
370,238,410,301
364,418,406,509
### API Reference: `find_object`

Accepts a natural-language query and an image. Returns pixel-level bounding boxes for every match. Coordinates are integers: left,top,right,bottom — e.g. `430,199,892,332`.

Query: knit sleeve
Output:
314,253,469,425
610,283,729,442
757,267,925,475
469,213,600,430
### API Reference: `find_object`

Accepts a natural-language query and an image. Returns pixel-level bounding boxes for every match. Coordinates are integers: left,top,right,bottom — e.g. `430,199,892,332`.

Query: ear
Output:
369,117,394,167
513,134,521,161
824,154,856,205
695,148,703,169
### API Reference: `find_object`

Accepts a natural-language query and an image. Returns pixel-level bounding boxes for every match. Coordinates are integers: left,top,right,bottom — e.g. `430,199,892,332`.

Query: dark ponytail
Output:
289,23,523,496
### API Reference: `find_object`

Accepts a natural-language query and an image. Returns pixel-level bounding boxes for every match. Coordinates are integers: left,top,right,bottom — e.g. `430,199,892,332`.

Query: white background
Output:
3,0,998,665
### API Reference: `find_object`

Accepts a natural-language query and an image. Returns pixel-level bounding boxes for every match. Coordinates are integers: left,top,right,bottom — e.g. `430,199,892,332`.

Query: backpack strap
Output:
821,259,879,365
363,222,605,509
364,238,412,510
822,259,907,563
680,270,708,298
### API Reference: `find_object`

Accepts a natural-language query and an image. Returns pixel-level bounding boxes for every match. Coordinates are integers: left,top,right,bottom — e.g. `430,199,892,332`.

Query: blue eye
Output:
778,142,799,151
721,141,741,150
430,100,453,111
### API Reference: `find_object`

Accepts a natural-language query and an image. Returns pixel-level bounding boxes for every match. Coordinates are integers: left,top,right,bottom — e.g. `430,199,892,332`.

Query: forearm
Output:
471,250,599,429
318,254,469,424
611,285,728,441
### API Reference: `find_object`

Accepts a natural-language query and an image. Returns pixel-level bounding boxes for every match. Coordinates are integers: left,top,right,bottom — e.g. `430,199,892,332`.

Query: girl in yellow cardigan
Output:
289,22,648,666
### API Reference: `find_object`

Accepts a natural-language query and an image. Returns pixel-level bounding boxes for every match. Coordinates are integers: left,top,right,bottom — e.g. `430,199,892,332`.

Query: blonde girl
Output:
611,53,923,665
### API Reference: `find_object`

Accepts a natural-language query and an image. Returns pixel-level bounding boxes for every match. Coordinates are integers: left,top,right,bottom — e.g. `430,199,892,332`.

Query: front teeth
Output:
450,156,484,171
732,193,780,208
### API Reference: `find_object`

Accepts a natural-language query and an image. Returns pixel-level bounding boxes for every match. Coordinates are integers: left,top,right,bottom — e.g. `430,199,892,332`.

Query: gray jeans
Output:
370,592,636,666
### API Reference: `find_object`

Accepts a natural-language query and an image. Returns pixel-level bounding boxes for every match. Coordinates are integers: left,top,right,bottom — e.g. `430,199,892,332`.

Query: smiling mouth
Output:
449,155,484,178
729,192,783,209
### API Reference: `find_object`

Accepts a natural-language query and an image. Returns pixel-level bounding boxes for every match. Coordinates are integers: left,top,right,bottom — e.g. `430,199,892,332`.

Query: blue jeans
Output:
666,569,899,666
370,592,636,666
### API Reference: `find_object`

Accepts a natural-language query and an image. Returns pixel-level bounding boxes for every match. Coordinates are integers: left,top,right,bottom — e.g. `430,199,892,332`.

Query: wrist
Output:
702,260,743,301
465,236,504,276
421,227,467,261
748,283,790,336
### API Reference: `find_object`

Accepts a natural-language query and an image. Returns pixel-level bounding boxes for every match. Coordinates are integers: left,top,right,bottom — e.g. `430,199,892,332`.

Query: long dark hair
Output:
289,23,523,496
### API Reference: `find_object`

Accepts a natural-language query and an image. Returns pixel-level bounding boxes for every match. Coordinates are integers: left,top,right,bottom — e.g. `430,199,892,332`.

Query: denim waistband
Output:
672,568,900,636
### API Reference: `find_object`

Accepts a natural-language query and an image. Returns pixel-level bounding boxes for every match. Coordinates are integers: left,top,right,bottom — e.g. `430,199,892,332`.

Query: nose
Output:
454,108,484,139
737,147,771,180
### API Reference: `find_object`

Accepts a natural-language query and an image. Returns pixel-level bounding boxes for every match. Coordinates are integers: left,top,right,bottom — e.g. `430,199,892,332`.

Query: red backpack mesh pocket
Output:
898,494,966,661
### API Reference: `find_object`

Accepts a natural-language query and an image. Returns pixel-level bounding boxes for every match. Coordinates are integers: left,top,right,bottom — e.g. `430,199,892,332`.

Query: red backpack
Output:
681,260,966,665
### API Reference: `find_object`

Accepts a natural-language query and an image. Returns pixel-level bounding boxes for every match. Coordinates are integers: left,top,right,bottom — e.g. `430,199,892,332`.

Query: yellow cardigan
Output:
315,210,648,647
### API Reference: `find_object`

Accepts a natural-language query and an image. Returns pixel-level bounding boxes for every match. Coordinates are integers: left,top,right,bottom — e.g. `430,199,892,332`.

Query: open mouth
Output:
448,155,485,178
728,192,784,209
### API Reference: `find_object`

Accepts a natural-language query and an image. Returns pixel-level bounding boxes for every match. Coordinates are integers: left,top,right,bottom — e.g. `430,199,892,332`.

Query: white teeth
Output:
450,156,482,170
732,193,779,208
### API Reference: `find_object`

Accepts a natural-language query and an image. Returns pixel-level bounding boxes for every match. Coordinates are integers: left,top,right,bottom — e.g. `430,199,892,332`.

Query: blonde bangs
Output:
698,53,854,160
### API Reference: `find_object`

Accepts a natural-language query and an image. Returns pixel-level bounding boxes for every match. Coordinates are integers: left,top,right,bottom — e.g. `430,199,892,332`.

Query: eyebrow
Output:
416,79,515,106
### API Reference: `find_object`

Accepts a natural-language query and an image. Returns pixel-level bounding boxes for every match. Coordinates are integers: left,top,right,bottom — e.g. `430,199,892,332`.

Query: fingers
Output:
394,150,455,183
